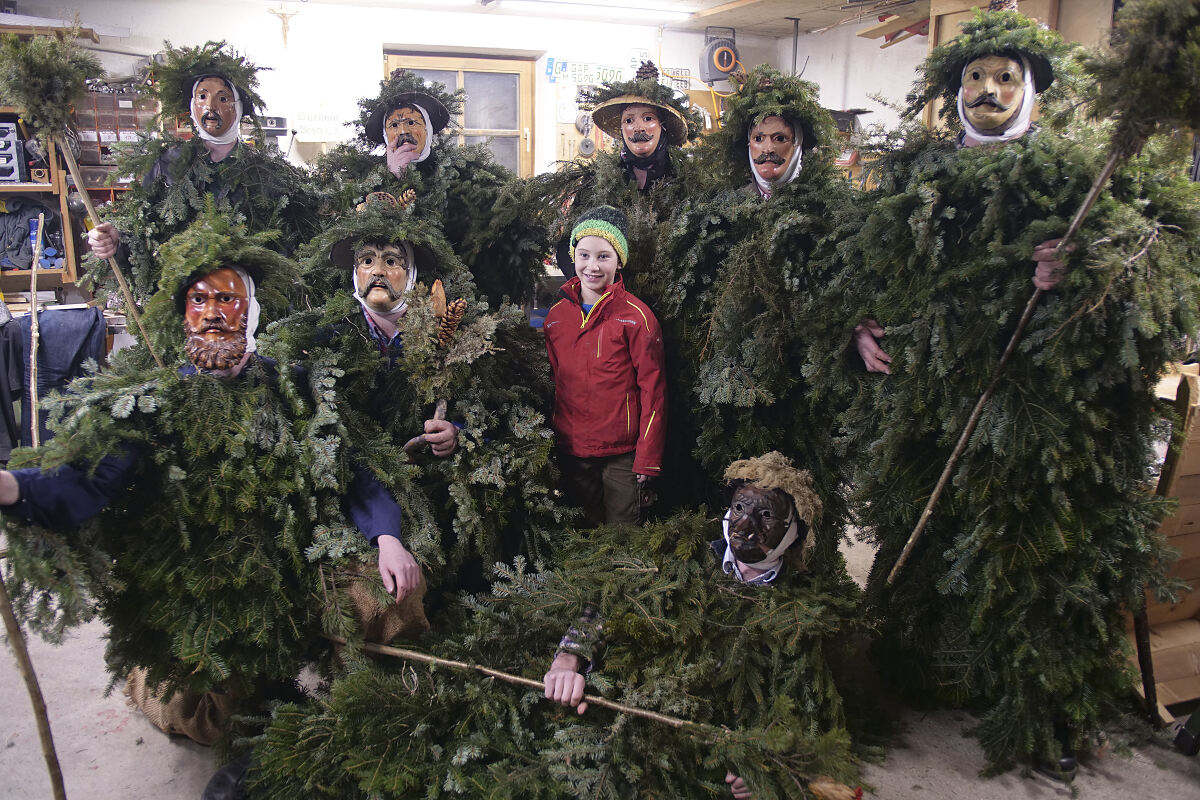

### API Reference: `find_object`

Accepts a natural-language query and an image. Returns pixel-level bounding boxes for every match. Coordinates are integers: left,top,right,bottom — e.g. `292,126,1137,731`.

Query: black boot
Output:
201,753,253,800
1034,720,1078,783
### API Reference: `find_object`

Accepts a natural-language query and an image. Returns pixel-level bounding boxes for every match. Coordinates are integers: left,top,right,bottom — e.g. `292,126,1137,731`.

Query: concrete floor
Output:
2,538,1199,799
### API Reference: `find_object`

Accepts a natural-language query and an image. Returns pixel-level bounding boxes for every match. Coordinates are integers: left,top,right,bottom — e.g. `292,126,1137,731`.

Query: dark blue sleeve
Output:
4,449,139,530
345,463,404,546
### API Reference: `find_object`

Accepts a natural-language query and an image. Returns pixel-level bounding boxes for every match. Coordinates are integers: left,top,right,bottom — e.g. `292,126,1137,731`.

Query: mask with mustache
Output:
182,267,254,372
190,76,242,146
957,54,1033,143
352,241,418,316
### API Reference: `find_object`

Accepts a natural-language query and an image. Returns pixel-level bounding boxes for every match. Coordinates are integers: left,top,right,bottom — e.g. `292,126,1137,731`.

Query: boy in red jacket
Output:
543,206,666,524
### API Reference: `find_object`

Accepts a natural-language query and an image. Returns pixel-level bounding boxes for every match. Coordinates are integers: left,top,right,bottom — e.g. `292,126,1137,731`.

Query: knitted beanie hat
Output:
570,205,629,266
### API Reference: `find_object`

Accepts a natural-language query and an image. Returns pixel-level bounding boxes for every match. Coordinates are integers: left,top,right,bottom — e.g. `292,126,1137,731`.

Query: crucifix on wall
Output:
268,3,298,47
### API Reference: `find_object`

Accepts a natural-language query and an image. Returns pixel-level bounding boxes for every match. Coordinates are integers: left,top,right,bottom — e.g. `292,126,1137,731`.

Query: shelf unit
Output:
0,106,79,296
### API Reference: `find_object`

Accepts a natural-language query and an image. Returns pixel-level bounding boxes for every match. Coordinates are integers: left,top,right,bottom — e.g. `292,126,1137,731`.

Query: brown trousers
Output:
559,451,640,526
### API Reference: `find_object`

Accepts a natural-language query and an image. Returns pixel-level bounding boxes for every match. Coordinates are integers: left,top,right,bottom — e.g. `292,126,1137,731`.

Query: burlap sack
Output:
123,667,236,746
341,561,430,643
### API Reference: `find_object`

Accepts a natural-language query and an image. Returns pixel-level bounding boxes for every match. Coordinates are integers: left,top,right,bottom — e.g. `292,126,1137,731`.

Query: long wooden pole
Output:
0,553,68,800
28,214,45,449
887,148,1124,585
326,635,711,732
53,134,163,369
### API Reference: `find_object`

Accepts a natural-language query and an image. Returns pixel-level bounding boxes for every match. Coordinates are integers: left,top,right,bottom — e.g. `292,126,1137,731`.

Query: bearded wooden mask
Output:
960,55,1026,133
354,243,411,314
727,484,794,564
384,105,428,156
183,267,249,370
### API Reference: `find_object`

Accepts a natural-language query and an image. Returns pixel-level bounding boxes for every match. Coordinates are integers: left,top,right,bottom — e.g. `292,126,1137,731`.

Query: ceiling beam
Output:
694,0,774,19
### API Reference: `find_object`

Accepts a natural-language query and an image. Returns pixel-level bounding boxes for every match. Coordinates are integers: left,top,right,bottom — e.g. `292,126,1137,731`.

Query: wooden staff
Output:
3,215,69,798
326,634,713,733
0,562,67,799
28,213,45,448
887,149,1126,586
53,134,163,369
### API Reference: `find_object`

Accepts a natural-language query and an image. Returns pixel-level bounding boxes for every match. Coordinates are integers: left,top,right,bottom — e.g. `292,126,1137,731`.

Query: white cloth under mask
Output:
381,103,433,165
230,266,260,355
190,78,243,146
351,241,418,316
749,125,804,199
720,507,800,583
957,54,1035,145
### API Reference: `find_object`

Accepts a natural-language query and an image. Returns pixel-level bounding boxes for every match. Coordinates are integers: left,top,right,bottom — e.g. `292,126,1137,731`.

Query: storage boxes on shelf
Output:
72,91,157,165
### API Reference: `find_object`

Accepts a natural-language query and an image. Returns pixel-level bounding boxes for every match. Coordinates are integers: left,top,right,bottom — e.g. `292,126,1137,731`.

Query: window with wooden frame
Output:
384,53,535,177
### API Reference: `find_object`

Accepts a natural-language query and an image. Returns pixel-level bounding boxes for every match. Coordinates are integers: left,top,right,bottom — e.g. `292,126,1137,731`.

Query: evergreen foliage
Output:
693,64,837,193
1086,0,1200,158
270,209,564,596
639,67,864,549
312,73,546,308
2,356,350,700
0,29,102,138
909,10,1068,127
249,511,862,798
89,133,321,300
1,211,399,728
835,106,1200,768
149,40,268,132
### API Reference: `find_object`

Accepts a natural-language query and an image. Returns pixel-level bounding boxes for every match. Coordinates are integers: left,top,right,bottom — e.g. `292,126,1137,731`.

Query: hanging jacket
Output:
543,274,666,475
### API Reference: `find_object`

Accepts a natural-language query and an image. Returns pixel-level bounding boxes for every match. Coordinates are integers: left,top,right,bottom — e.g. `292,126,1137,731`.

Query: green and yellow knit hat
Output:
570,205,629,266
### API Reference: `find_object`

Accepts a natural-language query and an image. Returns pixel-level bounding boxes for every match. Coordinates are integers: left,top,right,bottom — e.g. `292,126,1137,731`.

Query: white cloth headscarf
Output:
190,77,243,146
719,508,801,584
230,266,260,354
351,241,418,316
957,54,1035,145
749,119,804,199
381,103,433,165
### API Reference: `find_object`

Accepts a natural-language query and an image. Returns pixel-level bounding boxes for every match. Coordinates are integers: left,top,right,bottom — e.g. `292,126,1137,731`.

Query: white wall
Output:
778,23,927,133
18,0,778,173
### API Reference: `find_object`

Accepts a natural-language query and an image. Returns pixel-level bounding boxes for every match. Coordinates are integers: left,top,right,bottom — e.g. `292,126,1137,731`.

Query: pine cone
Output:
438,298,467,347
397,188,417,210
430,279,447,319
635,60,659,82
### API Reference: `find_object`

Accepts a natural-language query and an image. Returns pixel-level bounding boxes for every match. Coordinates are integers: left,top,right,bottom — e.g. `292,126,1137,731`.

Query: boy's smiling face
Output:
574,235,620,305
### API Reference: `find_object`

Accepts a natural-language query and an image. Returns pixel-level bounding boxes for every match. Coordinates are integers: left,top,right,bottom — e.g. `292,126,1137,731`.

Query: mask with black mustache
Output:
628,131,654,143
753,152,786,165
966,93,1009,111
391,132,418,148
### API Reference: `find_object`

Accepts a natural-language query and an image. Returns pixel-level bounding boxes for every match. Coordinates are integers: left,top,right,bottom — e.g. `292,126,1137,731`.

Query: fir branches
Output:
0,29,102,139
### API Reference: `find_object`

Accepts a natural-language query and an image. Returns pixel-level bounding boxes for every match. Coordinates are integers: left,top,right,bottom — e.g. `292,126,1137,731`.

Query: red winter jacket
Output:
544,274,666,476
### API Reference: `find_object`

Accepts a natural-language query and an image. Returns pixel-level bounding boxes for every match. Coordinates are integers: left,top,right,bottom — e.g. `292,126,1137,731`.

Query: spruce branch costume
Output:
649,65,862,533
247,455,863,799
313,69,547,308
276,201,564,598
838,9,1200,771
0,208,409,745
88,41,320,300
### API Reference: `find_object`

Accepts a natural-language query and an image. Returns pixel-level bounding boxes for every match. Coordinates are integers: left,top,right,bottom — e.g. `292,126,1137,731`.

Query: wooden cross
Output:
268,3,298,47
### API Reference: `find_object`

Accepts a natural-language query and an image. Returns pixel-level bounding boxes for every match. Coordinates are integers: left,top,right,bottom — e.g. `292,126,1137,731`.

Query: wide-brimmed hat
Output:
582,61,699,146
359,70,456,146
